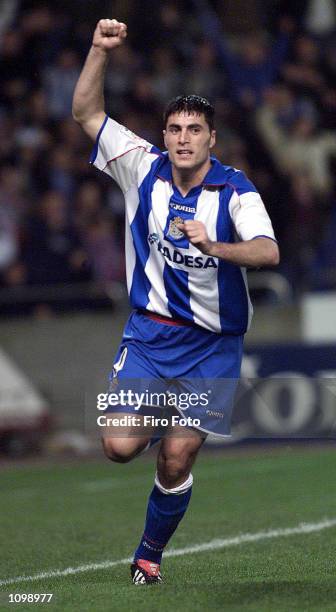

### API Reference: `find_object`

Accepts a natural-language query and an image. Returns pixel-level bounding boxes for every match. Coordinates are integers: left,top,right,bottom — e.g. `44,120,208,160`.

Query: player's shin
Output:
133,472,193,565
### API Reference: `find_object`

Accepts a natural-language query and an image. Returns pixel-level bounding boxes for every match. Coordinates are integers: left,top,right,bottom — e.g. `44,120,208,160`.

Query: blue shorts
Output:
106,310,243,436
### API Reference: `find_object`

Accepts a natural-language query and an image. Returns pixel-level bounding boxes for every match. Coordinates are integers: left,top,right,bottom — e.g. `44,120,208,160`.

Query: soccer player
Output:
73,19,279,585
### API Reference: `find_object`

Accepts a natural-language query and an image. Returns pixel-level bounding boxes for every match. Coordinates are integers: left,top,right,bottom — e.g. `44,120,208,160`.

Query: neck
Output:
172,159,212,196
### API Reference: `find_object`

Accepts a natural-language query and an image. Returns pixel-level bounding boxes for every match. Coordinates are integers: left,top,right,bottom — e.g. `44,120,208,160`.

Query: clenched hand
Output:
176,221,212,254
92,19,127,51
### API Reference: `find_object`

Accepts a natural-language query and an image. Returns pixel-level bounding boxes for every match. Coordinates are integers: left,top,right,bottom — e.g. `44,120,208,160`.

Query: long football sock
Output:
134,472,193,564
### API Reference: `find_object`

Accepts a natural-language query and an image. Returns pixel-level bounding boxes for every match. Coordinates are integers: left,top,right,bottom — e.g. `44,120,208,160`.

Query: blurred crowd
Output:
0,0,336,309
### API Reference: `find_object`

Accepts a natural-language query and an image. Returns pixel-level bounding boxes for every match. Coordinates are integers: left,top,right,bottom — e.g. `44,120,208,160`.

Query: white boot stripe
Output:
132,564,163,584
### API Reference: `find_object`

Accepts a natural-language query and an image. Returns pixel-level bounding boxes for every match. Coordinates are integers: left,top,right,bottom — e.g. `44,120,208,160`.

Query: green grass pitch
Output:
0,446,336,611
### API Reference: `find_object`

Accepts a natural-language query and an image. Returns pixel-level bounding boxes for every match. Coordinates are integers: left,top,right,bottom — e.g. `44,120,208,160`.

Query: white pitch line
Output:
1,517,335,587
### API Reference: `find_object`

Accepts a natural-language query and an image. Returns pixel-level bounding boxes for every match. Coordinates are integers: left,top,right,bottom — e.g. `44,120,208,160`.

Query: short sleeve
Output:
90,116,159,193
228,171,276,242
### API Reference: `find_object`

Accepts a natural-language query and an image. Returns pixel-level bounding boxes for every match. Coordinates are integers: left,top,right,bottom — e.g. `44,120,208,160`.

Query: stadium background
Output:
0,0,335,450
0,1,336,609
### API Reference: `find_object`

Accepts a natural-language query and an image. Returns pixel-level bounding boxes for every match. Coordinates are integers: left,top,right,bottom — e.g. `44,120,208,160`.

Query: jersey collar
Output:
156,154,229,187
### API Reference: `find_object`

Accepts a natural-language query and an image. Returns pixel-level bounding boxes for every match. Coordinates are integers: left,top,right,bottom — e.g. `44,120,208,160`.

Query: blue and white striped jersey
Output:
91,116,276,335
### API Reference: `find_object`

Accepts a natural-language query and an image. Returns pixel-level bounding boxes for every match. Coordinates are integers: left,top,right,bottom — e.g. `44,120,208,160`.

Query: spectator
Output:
42,49,81,120
22,190,90,285
151,47,182,104
105,43,138,115
21,5,68,68
304,0,336,38
309,206,336,289
0,1,335,301
0,208,17,273
47,145,76,200
0,0,19,40
281,35,327,105
256,85,336,194
0,29,31,113
191,0,294,108
183,40,223,100
74,181,104,235
84,217,125,285
280,172,330,289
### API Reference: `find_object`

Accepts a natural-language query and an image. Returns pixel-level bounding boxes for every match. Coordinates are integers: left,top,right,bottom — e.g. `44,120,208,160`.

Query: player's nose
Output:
178,129,190,144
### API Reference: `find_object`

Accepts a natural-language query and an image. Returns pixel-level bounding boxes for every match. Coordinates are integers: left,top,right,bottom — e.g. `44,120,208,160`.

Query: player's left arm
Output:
177,220,280,267
177,220,280,268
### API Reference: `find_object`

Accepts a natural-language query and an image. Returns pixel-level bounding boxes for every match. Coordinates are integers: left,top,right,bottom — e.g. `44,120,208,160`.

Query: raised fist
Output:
92,19,127,51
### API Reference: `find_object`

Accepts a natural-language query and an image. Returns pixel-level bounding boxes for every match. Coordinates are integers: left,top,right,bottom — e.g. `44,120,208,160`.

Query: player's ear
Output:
163,129,167,147
209,130,216,149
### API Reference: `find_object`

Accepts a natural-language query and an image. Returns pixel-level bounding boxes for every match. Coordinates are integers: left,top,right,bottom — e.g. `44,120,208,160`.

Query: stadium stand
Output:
0,0,335,314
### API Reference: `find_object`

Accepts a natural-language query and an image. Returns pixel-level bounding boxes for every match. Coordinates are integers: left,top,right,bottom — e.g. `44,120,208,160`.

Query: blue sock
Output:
134,474,193,564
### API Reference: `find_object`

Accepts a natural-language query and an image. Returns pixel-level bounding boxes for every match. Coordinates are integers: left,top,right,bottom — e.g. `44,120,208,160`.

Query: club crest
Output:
168,216,184,239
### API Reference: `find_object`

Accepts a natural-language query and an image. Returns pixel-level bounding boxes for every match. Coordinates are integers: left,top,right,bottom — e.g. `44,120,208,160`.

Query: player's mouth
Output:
176,149,193,158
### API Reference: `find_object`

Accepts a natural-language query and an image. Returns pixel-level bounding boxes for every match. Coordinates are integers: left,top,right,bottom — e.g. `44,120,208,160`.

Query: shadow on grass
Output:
171,580,336,608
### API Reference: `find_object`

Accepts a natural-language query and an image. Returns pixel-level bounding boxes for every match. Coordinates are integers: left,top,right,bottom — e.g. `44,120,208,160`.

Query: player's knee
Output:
101,438,134,464
158,453,189,485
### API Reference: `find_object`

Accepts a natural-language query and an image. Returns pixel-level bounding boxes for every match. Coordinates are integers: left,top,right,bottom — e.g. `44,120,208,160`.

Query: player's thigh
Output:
157,425,205,485
101,412,156,462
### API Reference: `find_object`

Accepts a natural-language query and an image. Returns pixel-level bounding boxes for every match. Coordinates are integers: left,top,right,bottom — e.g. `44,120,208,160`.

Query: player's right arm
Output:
72,19,127,140
74,19,158,193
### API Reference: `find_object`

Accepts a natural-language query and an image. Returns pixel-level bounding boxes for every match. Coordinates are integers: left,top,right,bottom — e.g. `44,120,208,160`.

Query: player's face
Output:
163,112,216,173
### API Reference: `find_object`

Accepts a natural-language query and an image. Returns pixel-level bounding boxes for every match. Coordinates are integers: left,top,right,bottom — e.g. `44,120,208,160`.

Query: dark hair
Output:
163,95,215,131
